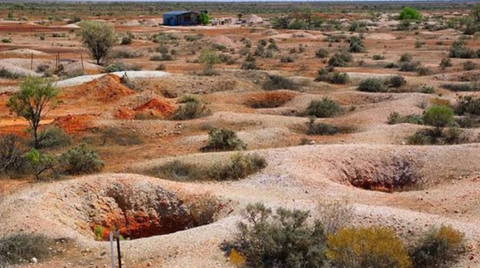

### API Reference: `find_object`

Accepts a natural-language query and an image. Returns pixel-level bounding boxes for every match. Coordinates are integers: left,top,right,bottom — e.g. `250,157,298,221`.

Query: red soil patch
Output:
53,114,97,133
116,98,175,119
63,74,134,103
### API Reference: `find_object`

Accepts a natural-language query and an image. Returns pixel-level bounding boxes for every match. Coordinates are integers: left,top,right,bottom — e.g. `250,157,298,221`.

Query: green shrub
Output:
423,105,455,133
306,98,343,118
417,66,430,76
315,69,349,84
385,75,407,88
315,48,329,58
385,62,399,68
241,61,258,70
439,58,452,69
226,203,327,268
263,75,298,91
0,233,55,266
449,41,476,58
0,68,22,79
441,82,480,92
36,127,71,149
455,95,480,115
399,53,413,62
348,36,365,53
372,54,385,60
327,227,412,268
120,34,133,45
171,101,208,120
399,61,420,72
409,226,465,268
201,128,246,152
388,112,424,125
280,55,294,63
306,118,341,135
60,144,104,175
207,153,267,181
407,130,435,145
358,78,387,92
398,6,422,20
463,60,477,70
145,153,266,182
0,134,29,177
328,51,352,67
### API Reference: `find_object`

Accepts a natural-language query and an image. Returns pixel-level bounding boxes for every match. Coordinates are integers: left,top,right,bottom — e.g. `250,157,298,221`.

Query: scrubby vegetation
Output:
224,203,328,268
224,203,466,268
409,226,465,268
201,128,246,152
305,98,343,118
315,68,349,84
171,99,209,120
0,233,56,266
388,112,423,125
145,153,266,182
263,75,298,91
60,144,104,175
327,227,412,268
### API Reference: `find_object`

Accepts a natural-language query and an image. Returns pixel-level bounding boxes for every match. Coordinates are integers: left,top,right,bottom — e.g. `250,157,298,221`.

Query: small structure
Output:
163,11,199,26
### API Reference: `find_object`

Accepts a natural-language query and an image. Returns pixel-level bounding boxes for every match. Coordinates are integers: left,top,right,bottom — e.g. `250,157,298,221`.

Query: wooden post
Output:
30,53,33,70
80,53,85,73
109,232,115,268
116,230,122,268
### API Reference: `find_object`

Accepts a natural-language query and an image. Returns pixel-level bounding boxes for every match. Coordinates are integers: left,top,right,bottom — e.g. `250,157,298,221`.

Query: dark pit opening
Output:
87,183,223,240
342,157,422,192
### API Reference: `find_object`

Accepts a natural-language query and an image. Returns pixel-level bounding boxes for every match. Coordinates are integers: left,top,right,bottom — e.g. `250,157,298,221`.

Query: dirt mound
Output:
0,48,47,56
209,36,238,49
116,98,175,119
64,74,134,103
245,14,263,24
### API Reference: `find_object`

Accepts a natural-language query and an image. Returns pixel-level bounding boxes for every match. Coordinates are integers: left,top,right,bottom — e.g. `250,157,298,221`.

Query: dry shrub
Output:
327,227,412,268
0,233,55,266
317,200,353,235
225,203,328,268
244,92,296,108
201,128,246,152
145,153,266,182
409,226,465,268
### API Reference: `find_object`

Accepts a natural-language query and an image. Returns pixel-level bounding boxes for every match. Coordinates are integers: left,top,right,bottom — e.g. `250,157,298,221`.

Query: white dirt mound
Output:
1,48,47,56
54,71,171,88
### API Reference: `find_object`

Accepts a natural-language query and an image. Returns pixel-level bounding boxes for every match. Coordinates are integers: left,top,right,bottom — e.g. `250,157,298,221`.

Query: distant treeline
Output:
0,1,476,18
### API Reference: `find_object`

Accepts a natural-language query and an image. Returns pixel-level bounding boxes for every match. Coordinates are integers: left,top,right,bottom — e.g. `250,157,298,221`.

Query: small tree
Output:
423,105,454,135
199,48,220,75
7,77,58,149
398,6,422,21
198,12,210,25
79,21,117,65
471,3,480,22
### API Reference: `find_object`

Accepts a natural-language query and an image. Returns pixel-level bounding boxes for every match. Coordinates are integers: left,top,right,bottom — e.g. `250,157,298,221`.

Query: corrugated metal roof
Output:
163,11,191,16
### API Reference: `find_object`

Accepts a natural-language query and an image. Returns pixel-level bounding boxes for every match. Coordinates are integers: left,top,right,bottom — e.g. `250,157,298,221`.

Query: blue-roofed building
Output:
163,11,199,26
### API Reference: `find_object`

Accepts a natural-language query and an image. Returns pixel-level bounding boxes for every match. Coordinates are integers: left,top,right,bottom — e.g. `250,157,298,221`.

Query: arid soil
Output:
1,7,480,268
